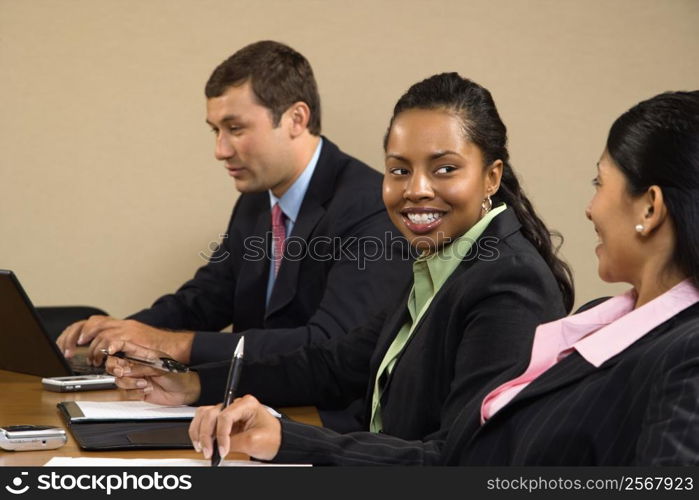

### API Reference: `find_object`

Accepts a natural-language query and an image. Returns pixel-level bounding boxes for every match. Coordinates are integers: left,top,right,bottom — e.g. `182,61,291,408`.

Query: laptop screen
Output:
0,270,73,377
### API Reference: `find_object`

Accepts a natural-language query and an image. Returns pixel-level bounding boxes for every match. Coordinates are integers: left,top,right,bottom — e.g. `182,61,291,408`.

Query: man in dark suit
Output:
56,41,409,379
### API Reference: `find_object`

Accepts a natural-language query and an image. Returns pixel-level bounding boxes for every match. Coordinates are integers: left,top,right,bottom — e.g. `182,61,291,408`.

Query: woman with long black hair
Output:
107,73,573,465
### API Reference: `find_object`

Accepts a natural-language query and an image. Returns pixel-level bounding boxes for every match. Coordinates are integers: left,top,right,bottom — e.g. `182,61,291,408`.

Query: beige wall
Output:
1,0,697,317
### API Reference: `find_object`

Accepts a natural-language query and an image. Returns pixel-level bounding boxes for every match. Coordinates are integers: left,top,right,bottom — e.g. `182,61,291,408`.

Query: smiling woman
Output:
107,73,575,466
383,73,575,311
446,90,699,465
586,153,654,288
383,108,501,255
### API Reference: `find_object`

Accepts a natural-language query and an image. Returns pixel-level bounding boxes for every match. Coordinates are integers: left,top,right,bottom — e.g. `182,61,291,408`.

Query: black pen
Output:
211,336,245,467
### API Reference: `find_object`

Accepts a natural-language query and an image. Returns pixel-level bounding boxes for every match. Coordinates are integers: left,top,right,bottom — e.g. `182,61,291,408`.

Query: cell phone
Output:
0,425,67,451
41,375,116,392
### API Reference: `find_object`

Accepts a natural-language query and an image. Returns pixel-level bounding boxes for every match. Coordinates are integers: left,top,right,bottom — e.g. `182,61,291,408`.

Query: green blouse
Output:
369,203,507,432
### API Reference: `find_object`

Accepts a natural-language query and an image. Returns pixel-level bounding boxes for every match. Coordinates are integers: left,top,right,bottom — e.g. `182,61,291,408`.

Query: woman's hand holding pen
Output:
189,395,282,462
104,340,201,406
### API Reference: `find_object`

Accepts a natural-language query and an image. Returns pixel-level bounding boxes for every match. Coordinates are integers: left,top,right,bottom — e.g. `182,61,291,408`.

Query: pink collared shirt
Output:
480,279,699,424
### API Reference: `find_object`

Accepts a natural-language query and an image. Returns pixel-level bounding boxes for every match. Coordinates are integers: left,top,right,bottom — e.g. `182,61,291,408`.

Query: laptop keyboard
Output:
69,354,105,375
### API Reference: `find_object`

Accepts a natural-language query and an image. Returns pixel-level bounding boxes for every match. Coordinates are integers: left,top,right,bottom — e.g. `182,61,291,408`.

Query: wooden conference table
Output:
0,369,321,466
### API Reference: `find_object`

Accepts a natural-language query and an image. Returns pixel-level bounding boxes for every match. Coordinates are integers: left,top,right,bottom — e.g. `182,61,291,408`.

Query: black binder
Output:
57,401,193,450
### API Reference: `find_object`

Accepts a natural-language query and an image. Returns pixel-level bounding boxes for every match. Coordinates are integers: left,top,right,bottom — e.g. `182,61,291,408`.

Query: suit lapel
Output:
506,352,597,406
449,348,603,461
265,200,325,318
362,289,412,424
265,138,339,319
371,294,412,369
372,209,524,403
235,206,272,328
381,210,521,382
479,315,681,432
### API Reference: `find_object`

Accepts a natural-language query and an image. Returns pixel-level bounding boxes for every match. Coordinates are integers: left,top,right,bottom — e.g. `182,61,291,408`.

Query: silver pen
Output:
100,348,190,373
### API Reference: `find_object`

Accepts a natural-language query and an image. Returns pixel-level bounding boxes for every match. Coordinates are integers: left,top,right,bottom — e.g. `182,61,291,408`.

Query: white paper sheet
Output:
69,401,196,421
67,401,282,421
44,457,310,467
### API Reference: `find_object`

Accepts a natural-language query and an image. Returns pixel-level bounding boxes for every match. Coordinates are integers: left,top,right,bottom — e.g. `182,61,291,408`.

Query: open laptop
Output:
0,269,104,377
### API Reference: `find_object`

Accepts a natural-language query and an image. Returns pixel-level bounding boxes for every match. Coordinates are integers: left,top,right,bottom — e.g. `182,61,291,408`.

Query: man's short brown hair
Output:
205,40,321,135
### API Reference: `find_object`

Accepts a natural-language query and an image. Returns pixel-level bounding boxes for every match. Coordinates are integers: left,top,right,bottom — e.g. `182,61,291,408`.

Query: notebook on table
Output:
57,401,194,450
56,401,283,450
0,269,104,377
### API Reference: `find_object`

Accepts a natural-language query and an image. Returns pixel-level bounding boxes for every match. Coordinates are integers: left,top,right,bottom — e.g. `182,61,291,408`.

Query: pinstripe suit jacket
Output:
444,301,699,465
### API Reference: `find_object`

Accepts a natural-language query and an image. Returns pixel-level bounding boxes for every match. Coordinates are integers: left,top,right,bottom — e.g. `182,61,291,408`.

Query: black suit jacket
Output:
446,300,699,465
196,209,567,465
129,138,410,363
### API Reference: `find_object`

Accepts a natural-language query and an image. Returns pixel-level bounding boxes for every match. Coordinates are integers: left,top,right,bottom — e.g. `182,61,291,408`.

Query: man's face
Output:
206,81,295,194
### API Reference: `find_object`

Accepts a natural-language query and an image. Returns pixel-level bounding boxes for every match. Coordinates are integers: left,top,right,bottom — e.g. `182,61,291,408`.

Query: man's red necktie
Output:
271,203,286,277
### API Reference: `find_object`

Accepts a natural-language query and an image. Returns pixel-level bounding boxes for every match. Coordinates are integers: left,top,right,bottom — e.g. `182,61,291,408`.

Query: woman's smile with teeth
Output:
406,212,443,224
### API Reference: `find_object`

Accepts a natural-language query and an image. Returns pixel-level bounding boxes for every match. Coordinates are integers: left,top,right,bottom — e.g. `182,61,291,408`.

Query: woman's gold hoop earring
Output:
482,195,493,215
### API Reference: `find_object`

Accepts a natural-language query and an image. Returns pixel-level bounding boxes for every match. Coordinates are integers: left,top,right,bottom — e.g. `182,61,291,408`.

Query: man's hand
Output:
56,316,194,365
189,395,282,462
56,315,112,359
104,340,201,406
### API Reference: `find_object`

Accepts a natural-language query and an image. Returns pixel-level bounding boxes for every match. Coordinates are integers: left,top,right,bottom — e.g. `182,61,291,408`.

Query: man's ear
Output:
485,159,504,196
284,102,311,138
638,185,668,235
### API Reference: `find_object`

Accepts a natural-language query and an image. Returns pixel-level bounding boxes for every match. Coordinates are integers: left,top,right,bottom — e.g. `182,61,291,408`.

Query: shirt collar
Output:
572,279,699,366
415,203,507,292
268,138,323,224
